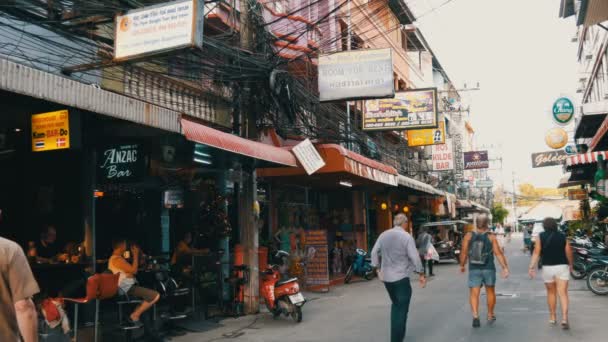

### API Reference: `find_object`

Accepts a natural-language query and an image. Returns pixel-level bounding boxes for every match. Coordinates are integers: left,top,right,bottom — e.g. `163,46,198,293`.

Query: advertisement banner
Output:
304,230,329,290
31,110,70,152
363,88,438,131
318,48,394,102
406,120,446,147
114,0,203,61
432,139,454,171
531,150,568,168
463,151,489,170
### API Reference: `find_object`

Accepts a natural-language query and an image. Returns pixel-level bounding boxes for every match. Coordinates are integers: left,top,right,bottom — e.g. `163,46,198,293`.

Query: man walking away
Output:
529,217,573,329
1,235,40,342
416,227,434,277
460,214,509,328
371,214,426,342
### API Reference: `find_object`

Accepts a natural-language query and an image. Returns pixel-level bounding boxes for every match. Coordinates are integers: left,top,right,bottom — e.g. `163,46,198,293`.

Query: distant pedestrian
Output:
460,214,510,328
0,233,40,342
523,225,532,253
416,227,435,277
371,214,426,342
504,225,512,243
529,217,573,329
495,224,505,252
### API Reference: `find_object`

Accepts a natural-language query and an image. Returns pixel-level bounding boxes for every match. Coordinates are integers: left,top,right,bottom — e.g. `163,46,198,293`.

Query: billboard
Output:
31,110,70,152
432,139,453,171
531,150,568,168
406,120,445,147
318,48,394,102
463,151,489,170
114,0,203,61
363,88,438,131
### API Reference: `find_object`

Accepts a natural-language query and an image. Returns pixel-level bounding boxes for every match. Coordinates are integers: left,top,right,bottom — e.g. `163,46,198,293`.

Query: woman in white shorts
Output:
529,217,573,329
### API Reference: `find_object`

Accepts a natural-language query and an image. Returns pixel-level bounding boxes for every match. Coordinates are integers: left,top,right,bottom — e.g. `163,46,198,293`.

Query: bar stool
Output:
64,273,119,342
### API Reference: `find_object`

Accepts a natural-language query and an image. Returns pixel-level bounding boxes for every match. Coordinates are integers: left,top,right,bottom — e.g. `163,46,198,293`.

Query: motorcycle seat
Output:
276,278,298,286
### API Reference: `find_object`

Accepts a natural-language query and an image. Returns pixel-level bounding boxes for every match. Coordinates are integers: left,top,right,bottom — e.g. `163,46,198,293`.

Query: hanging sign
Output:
363,88,438,131
568,189,588,200
530,150,568,168
114,0,204,61
292,139,326,175
304,230,329,290
31,110,70,152
98,143,145,182
406,121,446,147
545,127,569,149
431,138,454,171
463,151,489,170
552,97,575,125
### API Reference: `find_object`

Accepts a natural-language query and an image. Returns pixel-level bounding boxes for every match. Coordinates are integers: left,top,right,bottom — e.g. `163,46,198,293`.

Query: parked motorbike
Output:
586,258,608,295
260,251,306,322
569,238,608,279
433,240,460,261
344,249,375,284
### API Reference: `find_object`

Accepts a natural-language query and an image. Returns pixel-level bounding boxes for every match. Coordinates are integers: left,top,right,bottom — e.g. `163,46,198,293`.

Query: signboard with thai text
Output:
31,110,70,152
318,48,394,102
432,139,454,171
292,139,326,175
531,150,568,168
406,120,446,146
98,143,145,182
114,0,203,61
463,151,489,170
363,88,438,131
304,230,329,291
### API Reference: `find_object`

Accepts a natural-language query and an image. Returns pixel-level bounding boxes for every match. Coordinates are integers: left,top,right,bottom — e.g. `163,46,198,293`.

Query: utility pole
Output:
239,0,259,314
345,0,352,150
511,171,518,232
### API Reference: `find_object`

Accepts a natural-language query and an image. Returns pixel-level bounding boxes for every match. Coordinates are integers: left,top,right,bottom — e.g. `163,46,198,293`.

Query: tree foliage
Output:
491,203,509,224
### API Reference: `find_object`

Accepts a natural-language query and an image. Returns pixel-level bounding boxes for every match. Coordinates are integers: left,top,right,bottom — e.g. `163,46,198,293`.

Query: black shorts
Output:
127,285,159,303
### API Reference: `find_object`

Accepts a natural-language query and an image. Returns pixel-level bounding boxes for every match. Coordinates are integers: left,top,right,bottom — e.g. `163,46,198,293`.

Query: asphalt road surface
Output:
177,234,608,342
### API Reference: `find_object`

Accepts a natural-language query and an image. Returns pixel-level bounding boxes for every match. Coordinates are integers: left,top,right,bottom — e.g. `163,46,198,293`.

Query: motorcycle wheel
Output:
570,263,586,280
344,266,353,284
364,271,374,280
291,306,303,323
586,268,608,295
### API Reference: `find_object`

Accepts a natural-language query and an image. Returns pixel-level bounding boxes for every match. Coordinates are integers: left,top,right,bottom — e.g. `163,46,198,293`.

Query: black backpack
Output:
468,232,491,265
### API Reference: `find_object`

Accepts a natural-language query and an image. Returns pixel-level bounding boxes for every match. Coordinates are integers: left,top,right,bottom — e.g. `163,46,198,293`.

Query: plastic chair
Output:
64,273,119,342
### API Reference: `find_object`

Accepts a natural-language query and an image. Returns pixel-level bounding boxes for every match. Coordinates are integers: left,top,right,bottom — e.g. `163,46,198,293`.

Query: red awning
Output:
181,117,298,167
257,144,398,186
566,151,607,167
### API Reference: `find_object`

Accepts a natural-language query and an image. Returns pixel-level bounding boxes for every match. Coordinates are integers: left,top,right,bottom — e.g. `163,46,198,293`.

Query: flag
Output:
56,137,66,148
34,140,45,149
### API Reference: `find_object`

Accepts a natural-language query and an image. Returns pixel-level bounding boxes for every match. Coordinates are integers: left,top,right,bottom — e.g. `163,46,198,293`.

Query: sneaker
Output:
488,315,496,325
472,317,481,328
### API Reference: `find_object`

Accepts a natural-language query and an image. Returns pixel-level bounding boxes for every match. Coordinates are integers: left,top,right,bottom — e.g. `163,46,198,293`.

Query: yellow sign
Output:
31,110,70,152
545,127,568,149
406,121,445,146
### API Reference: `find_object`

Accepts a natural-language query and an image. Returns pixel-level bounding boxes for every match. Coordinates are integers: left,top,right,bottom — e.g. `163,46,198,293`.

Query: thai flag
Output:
34,141,45,149
56,138,66,147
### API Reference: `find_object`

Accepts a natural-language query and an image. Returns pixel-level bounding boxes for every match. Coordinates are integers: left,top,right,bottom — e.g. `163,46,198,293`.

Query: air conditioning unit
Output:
571,36,578,43
577,88,584,93
586,54,593,60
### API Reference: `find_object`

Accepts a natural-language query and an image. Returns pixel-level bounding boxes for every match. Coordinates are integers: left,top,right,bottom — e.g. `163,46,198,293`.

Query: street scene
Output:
2,0,608,342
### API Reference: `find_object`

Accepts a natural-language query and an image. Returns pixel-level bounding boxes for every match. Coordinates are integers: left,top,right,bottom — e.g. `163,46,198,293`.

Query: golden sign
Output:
406,121,446,147
31,110,70,152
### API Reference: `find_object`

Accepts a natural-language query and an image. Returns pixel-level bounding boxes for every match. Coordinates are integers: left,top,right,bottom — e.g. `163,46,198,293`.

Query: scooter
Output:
344,249,375,284
586,258,608,295
260,251,306,323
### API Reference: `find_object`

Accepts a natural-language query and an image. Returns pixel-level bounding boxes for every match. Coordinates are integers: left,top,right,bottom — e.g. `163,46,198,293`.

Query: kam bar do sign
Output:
318,48,394,102
530,150,568,168
114,0,204,61
363,88,438,131
431,138,454,171
31,110,70,152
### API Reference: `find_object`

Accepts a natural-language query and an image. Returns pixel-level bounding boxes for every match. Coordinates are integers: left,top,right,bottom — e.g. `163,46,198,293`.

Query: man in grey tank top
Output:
460,214,510,328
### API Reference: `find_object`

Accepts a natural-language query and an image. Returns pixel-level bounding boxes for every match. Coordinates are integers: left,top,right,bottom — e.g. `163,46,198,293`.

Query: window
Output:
401,30,407,51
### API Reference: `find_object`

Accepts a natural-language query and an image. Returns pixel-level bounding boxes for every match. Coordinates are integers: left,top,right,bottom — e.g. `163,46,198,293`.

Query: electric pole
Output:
511,171,518,232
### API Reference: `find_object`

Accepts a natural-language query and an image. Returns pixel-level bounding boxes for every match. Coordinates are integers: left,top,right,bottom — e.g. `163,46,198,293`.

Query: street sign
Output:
476,180,494,188
552,97,575,125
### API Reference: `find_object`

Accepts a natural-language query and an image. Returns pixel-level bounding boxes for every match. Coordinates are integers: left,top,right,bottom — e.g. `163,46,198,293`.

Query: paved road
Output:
176,234,608,341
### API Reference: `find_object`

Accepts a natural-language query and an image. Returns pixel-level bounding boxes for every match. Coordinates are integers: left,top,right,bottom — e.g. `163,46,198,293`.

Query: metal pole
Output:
346,0,351,150
511,172,518,232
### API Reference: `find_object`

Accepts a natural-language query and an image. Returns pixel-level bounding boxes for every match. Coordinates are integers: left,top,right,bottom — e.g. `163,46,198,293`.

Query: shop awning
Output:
397,175,443,195
557,173,589,188
181,117,298,167
574,100,608,140
456,199,473,208
471,201,491,214
257,144,398,186
576,0,608,27
566,151,607,167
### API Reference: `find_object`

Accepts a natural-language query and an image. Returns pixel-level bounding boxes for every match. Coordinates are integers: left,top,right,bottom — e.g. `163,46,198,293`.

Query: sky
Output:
409,0,580,191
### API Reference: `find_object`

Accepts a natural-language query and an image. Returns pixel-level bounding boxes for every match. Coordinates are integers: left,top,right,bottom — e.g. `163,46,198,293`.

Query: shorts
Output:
524,238,531,246
468,269,496,288
127,285,159,303
542,265,570,283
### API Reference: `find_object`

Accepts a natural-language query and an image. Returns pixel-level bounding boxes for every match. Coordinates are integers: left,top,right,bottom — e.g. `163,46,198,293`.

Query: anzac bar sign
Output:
531,150,568,168
304,230,329,291
98,143,145,182
363,88,438,131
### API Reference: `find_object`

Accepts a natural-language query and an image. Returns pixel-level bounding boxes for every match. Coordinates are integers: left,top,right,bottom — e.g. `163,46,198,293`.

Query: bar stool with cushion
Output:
64,273,119,342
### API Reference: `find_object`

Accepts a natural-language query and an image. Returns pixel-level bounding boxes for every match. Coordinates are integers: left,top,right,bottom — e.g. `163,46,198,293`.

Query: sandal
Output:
488,315,496,325
561,321,569,330
549,320,556,325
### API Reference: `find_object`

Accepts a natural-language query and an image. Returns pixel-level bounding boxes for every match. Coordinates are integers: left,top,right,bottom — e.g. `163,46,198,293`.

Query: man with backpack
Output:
460,214,510,328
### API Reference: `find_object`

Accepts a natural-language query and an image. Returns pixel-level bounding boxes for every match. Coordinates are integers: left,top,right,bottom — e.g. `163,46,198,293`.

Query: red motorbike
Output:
260,251,306,322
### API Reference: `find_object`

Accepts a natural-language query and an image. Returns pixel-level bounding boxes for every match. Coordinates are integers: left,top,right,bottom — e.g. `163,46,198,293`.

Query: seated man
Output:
108,239,160,327
36,225,62,263
171,232,208,277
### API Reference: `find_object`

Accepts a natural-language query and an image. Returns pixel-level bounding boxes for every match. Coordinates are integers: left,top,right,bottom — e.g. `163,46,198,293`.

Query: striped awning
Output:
397,175,444,196
566,151,608,167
